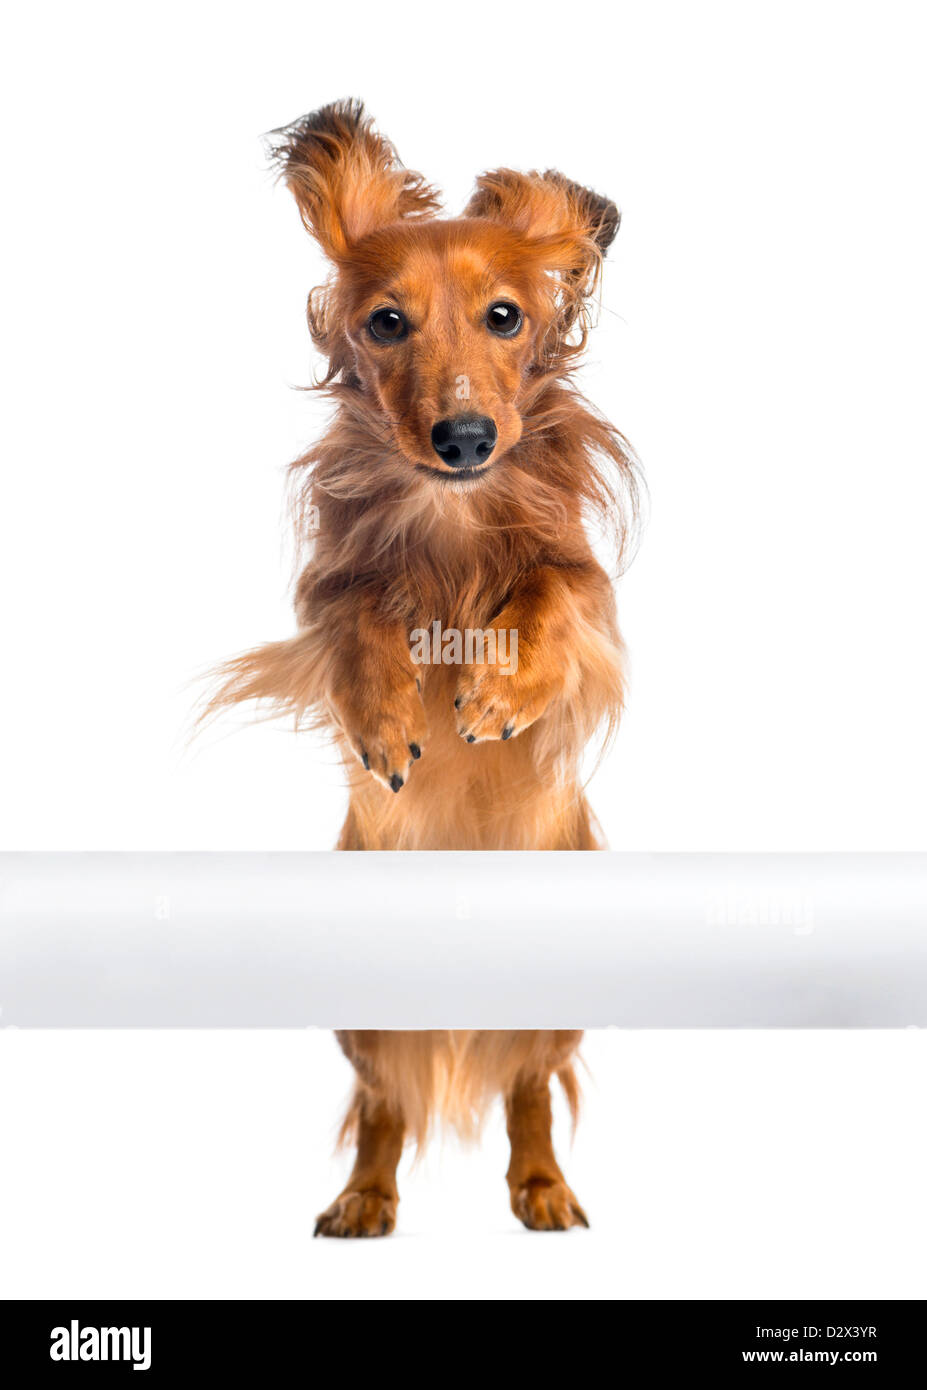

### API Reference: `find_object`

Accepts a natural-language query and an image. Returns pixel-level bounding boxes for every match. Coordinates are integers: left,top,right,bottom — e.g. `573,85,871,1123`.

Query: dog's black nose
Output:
430,415,497,468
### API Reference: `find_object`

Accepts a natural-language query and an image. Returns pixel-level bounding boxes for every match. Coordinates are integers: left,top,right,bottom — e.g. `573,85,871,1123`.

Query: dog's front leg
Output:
453,561,623,743
317,594,427,794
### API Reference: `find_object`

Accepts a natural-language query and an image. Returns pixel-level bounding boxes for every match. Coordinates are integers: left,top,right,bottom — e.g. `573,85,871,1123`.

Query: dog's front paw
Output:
333,678,427,793
510,1177,589,1232
314,1188,397,1238
454,663,557,744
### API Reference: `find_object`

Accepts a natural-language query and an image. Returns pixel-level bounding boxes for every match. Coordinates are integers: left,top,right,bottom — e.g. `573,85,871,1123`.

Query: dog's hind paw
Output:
314,1188,397,1238
509,1177,589,1232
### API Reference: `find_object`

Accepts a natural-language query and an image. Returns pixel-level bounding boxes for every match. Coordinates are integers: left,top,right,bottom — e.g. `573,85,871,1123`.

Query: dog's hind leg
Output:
504,1042,589,1232
314,1084,404,1238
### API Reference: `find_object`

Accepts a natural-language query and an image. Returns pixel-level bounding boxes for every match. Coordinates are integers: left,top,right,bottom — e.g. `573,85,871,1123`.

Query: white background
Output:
2,1030,926,1300
2,0,926,1299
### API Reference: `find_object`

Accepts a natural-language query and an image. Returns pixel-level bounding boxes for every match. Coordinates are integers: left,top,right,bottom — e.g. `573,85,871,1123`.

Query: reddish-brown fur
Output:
206,100,639,1234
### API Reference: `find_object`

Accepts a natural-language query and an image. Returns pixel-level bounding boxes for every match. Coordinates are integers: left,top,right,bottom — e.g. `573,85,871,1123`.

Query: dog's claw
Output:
465,733,476,743
361,751,370,770
389,773,404,793
409,743,421,760
501,725,513,740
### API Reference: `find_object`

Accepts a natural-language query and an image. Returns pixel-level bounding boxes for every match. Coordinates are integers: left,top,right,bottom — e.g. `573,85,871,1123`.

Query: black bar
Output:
0,1300,922,1376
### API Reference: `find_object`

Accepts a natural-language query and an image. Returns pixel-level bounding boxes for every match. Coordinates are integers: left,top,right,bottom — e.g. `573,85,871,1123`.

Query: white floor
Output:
1,1029,924,1301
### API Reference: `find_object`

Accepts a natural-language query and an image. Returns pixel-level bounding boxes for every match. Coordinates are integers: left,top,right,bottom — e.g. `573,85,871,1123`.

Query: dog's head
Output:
270,100,619,483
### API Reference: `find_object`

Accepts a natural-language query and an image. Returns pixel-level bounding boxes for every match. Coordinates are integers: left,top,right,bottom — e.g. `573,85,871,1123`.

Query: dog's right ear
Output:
267,99,440,261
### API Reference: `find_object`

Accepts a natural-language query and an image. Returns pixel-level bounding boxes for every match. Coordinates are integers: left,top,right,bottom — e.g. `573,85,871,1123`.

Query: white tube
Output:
0,852,924,1027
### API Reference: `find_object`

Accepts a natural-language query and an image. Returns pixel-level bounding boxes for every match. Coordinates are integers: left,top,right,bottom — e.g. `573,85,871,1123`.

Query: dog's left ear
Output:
269,99,440,261
465,167,619,297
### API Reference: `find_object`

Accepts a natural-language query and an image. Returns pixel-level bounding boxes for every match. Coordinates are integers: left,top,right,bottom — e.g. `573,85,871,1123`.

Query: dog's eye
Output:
367,308,409,343
486,301,523,337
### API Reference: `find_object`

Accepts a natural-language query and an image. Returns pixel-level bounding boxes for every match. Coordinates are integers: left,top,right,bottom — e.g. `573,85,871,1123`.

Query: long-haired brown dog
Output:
209,100,638,1236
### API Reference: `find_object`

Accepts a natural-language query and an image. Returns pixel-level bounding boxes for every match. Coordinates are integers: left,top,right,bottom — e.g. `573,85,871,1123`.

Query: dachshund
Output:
208,100,639,1236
